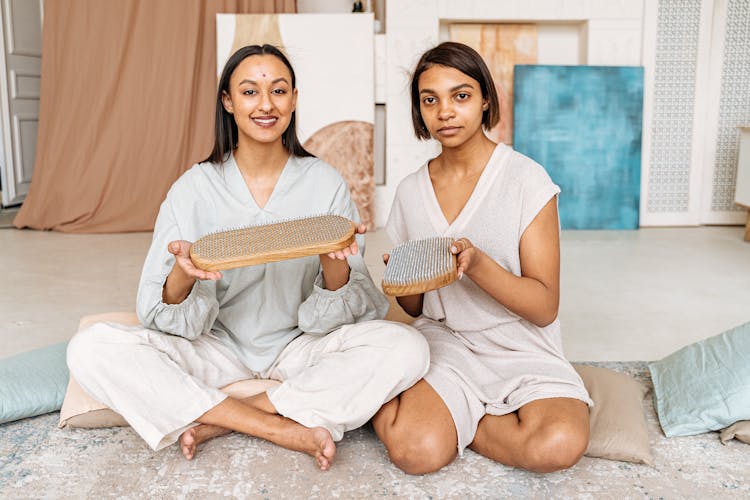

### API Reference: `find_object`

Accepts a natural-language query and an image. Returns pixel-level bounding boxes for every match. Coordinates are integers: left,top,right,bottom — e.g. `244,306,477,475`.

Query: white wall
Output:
297,0,352,13
297,0,384,29
536,24,583,65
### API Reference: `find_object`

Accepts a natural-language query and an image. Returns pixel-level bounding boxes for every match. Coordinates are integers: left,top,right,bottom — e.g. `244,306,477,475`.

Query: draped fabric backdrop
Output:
13,0,295,233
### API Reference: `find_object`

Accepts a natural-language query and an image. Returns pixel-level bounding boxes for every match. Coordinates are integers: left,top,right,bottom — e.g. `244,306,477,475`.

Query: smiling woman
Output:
206,45,310,169
206,46,309,210
64,44,429,471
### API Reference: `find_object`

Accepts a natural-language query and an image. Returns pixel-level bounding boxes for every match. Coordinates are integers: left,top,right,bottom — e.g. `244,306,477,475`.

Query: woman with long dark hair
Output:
67,45,428,470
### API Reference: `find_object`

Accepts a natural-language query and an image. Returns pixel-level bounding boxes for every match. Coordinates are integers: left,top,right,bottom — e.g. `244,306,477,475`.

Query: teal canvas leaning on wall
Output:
513,65,644,230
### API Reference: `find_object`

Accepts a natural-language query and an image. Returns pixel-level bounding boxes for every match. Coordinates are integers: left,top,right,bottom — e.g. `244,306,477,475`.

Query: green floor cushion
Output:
0,342,69,424
649,321,750,437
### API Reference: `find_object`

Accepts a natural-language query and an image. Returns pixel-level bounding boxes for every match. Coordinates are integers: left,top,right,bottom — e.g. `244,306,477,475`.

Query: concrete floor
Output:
1,224,749,361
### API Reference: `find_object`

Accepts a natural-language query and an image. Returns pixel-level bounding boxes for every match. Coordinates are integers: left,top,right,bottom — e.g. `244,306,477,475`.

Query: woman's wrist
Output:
319,254,350,291
163,265,196,304
462,247,488,279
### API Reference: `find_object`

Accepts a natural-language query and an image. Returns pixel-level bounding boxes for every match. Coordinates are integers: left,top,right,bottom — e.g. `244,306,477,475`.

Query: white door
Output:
699,0,748,225
639,0,747,227
0,0,42,207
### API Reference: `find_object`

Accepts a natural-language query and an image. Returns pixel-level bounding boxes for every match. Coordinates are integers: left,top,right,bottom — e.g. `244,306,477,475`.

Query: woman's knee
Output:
67,323,129,378
348,320,429,374
377,322,429,367
68,325,102,368
524,421,588,472
385,424,457,475
374,380,458,474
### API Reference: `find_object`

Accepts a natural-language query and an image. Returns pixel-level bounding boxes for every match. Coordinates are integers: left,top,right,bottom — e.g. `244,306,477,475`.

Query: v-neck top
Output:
225,153,292,212
136,154,389,373
420,143,508,234
386,143,561,333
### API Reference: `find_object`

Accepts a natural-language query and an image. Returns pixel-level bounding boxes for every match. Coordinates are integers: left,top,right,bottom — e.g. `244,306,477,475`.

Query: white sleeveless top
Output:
386,143,561,335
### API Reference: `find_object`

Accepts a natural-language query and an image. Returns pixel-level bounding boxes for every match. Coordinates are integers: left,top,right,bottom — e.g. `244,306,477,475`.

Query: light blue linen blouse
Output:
136,154,389,372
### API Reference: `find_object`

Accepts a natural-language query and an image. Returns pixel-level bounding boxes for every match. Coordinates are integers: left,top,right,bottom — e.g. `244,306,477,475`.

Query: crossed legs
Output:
67,324,337,469
372,379,589,475
180,320,428,466
69,320,427,470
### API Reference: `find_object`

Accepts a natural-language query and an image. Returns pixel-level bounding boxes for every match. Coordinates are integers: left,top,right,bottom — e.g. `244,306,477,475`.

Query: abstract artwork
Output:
514,65,644,229
217,14,376,229
450,23,538,146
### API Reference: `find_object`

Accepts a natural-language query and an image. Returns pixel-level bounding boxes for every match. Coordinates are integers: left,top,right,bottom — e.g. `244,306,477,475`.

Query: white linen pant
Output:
67,320,429,451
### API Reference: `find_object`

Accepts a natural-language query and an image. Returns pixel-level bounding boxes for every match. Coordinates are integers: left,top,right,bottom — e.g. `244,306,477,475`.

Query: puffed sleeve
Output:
297,180,389,334
135,193,220,340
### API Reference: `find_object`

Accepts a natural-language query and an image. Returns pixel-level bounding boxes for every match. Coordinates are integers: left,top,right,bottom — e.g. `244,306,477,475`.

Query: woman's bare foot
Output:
193,397,336,469
306,427,336,471
179,424,232,459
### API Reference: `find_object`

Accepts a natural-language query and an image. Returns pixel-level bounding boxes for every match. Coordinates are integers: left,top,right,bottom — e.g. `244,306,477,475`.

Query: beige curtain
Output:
14,0,296,233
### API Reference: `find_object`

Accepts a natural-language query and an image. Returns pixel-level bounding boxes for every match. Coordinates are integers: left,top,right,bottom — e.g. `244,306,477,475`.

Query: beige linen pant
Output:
67,320,428,450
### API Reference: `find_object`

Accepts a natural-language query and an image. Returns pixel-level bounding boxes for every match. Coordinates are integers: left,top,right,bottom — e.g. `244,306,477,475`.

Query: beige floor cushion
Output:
574,364,654,465
719,421,750,445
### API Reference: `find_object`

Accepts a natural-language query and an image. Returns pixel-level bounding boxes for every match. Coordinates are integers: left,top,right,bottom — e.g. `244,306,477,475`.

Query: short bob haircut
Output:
410,42,500,140
205,44,312,164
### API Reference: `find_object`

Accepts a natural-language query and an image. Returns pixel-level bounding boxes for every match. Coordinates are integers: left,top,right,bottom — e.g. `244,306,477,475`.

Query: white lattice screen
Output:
711,0,750,213
647,0,701,215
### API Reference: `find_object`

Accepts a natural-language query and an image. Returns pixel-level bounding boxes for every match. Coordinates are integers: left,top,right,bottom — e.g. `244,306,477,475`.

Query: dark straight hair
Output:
410,41,500,140
204,44,312,164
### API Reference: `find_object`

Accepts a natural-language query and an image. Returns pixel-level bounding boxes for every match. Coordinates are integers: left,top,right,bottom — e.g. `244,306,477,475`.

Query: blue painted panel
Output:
513,65,644,229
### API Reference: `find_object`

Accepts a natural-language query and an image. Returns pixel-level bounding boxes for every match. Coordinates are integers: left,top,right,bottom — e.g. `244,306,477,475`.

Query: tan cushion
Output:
78,311,141,331
383,294,415,324
574,364,654,465
60,312,280,429
719,421,750,445
60,376,127,428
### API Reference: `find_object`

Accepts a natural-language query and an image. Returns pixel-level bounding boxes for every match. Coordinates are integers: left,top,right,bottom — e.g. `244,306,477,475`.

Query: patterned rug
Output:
1,362,748,499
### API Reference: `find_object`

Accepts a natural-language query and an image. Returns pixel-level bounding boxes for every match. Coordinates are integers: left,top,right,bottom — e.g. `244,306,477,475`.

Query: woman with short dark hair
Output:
373,42,592,474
